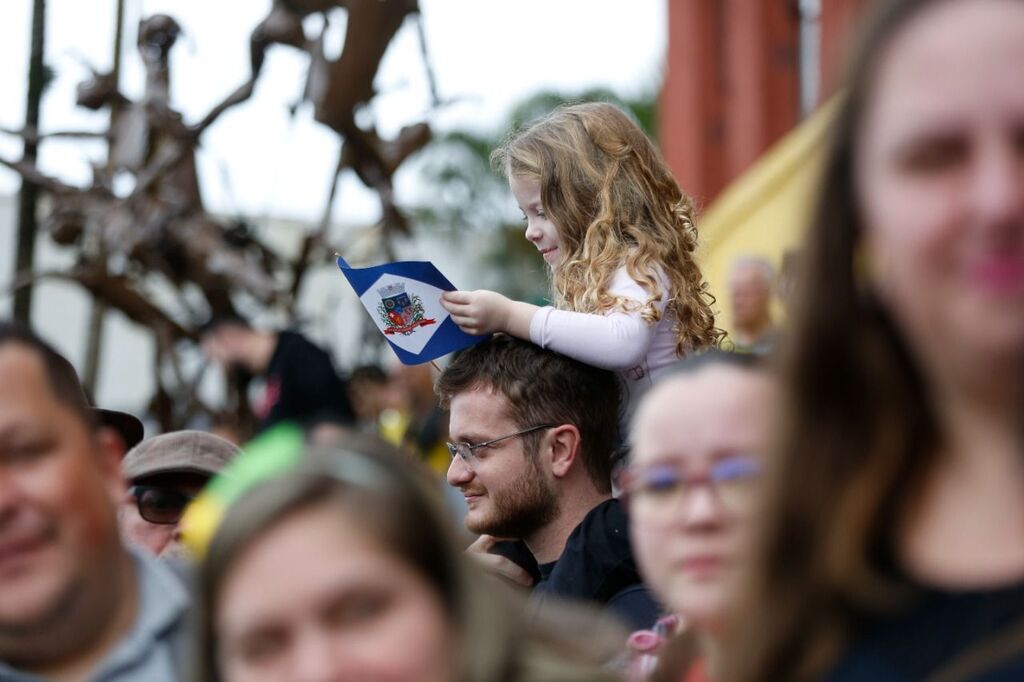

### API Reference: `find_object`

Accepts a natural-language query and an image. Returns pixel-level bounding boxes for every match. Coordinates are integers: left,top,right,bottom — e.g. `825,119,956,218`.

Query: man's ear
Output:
547,424,582,480
95,426,129,506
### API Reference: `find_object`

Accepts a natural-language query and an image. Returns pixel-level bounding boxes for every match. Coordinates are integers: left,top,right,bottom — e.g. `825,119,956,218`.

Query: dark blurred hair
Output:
436,334,620,494
197,313,249,339
0,321,96,429
662,348,765,377
721,1,949,681
349,364,388,385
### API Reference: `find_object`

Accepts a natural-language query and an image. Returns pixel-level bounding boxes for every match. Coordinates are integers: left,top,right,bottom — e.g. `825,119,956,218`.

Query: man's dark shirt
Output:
257,331,355,431
529,498,662,629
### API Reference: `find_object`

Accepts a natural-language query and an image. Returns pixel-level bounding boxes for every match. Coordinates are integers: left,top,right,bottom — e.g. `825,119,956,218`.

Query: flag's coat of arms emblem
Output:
337,256,487,365
358,274,446,355
376,282,436,335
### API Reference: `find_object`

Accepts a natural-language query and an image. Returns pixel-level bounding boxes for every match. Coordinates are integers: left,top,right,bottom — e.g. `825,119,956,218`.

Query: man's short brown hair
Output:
436,335,619,493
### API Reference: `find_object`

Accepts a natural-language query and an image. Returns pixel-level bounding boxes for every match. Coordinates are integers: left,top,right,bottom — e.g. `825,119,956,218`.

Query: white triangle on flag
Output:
359,274,450,355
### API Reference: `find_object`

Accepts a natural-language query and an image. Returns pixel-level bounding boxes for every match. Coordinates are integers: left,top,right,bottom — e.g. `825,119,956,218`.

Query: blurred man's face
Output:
200,328,234,367
349,379,391,424
200,326,257,374
0,344,125,653
120,472,208,559
728,265,772,330
391,363,437,413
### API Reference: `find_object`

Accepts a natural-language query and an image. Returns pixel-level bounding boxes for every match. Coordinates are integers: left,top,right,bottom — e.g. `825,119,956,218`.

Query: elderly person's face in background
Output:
728,262,773,330
856,0,1024,365
215,500,455,682
120,472,209,559
628,365,776,632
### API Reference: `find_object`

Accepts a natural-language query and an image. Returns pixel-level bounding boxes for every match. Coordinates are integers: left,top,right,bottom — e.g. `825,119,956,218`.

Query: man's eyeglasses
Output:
447,424,555,466
130,485,196,525
618,455,762,512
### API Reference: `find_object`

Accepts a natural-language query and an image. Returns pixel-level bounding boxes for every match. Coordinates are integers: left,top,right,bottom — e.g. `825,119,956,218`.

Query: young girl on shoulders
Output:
440,102,722,417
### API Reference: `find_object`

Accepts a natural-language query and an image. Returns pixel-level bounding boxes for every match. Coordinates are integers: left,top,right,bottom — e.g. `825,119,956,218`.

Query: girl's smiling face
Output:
510,174,562,267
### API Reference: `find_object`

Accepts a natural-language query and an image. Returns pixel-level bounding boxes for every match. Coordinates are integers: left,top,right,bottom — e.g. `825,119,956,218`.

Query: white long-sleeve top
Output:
529,266,680,427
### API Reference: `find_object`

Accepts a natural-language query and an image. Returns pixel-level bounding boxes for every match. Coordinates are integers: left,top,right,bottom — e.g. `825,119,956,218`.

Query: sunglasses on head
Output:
130,485,196,525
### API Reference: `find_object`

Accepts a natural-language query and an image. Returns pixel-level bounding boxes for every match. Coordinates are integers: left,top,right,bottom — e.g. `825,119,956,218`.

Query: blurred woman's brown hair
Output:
721,0,1024,680
196,444,623,682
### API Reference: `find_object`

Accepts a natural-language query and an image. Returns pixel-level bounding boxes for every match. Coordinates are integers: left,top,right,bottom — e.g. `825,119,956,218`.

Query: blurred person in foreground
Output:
199,315,355,434
196,444,623,682
726,257,778,355
721,1,1024,680
0,322,190,681
437,334,661,629
621,352,775,681
120,430,239,560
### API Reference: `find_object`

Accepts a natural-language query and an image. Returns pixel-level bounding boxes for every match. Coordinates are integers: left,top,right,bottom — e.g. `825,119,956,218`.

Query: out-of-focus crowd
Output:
2,1,1023,680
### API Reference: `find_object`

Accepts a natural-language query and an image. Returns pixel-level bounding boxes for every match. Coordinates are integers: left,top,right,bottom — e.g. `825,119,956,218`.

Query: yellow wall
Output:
695,98,838,335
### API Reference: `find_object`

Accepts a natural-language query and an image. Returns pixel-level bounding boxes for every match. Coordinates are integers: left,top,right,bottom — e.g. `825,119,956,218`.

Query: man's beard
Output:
468,458,558,540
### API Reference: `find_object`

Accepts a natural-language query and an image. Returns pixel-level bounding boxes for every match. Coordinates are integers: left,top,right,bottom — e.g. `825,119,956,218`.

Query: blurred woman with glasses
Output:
721,1,1024,680
620,352,775,681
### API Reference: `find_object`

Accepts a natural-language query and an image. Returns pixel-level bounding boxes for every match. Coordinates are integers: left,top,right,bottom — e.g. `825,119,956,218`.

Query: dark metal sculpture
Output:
2,1,433,433
248,0,434,284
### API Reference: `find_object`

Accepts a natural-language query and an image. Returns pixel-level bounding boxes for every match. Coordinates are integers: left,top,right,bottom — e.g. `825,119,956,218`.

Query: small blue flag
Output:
336,256,489,365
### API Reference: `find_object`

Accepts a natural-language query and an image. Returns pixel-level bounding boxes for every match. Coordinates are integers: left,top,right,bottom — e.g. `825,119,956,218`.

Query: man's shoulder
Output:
539,499,662,629
571,498,630,554
133,548,192,631
2,552,195,682
274,330,320,356
271,331,339,373
606,583,663,630
107,550,193,680
544,500,642,599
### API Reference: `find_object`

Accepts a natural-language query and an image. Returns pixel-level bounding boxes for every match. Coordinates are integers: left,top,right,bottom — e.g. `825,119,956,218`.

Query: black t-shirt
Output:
257,331,355,431
826,579,1024,681
532,499,662,630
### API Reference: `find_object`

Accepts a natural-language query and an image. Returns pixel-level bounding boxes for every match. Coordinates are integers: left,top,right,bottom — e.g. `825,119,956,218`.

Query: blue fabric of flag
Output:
337,256,488,365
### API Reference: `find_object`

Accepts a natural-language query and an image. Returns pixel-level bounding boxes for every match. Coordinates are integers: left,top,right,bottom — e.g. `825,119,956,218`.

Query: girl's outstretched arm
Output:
440,290,539,339
529,307,656,370
530,268,669,371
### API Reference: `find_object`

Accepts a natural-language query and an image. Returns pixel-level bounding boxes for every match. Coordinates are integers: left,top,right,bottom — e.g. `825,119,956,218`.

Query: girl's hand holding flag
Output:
440,290,537,338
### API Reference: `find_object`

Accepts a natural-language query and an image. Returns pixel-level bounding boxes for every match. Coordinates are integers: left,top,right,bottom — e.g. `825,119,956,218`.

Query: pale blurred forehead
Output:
631,366,775,462
0,344,67,413
730,260,773,285
861,0,1024,144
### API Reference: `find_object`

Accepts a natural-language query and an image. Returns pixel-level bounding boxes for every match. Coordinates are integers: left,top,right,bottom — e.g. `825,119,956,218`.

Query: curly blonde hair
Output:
492,102,723,355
